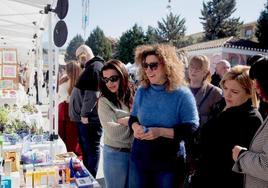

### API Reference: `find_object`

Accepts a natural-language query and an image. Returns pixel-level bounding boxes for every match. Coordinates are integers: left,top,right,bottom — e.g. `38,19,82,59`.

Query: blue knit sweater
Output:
131,84,199,129
130,84,199,173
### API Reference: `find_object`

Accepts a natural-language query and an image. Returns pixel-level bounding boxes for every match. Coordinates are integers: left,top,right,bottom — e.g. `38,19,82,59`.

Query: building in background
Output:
186,21,258,43
240,21,257,41
179,36,268,73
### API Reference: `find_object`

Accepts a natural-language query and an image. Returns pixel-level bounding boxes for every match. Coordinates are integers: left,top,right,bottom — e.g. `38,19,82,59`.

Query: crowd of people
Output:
57,43,268,188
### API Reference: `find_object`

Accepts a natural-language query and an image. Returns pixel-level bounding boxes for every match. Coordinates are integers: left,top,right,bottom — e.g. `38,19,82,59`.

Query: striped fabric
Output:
233,117,268,188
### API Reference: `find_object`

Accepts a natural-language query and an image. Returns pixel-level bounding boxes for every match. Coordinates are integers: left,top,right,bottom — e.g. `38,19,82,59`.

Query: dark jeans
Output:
129,138,186,188
77,122,102,177
129,157,176,188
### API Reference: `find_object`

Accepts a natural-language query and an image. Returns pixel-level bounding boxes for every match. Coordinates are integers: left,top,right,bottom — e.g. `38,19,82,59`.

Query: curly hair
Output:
134,43,186,91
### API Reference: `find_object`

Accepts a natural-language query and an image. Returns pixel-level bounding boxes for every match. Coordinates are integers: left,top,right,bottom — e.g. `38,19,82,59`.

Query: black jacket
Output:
196,99,263,188
69,56,104,122
211,73,221,88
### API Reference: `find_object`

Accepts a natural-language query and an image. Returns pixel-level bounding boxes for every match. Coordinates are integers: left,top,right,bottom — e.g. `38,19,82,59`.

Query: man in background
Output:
211,59,231,88
69,44,104,177
76,45,90,69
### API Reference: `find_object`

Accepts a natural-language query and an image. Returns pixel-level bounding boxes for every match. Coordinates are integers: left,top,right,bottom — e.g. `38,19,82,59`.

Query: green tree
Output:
156,12,186,45
145,26,159,44
200,0,243,40
256,0,268,48
116,24,146,64
65,34,84,61
106,37,118,58
85,27,112,61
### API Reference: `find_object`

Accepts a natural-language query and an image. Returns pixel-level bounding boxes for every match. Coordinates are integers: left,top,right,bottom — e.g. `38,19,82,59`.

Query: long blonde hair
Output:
135,43,186,91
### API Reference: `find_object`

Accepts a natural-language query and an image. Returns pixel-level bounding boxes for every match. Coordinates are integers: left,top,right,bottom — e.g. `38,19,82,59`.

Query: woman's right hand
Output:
132,123,145,139
117,117,129,126
232,145,247,161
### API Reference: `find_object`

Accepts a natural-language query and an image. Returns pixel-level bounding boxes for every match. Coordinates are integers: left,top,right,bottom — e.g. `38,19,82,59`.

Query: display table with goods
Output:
0,90,18,107
0,151,101,187
0,85,29,107
0,104,67,159
0,104,103,187
0,104,46,132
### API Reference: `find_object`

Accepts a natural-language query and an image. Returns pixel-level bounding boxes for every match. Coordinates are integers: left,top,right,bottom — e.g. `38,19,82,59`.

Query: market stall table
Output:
3,138,67,154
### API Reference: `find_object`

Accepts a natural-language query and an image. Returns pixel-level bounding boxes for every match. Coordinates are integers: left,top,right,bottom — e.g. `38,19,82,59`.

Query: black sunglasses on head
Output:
142,62,159,71
101,75,120,84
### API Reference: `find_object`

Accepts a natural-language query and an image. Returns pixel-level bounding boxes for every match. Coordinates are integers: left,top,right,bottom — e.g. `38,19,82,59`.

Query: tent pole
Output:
54,46,59,139
48,10,54,160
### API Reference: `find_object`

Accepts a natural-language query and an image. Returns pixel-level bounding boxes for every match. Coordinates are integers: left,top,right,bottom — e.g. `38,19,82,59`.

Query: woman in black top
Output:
195,65,263,188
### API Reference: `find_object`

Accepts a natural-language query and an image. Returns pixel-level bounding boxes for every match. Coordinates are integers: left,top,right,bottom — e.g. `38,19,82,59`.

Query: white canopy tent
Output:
0,0,61,159
0,0,57,64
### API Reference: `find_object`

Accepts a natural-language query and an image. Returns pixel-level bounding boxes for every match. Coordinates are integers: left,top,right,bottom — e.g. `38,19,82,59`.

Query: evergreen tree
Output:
106,37,118,58
85,27,112,61
65,35,84,61
145,26,159,44
116,24,146,64
256,0,268,48
156,12,186,45
200,0,243,40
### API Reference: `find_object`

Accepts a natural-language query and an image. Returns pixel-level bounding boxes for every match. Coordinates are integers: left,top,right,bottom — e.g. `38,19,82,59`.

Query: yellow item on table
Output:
4,151,20,172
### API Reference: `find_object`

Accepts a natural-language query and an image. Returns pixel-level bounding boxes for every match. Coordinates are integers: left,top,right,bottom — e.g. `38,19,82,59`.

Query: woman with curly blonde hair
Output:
128,44,199,188
135,43,186,91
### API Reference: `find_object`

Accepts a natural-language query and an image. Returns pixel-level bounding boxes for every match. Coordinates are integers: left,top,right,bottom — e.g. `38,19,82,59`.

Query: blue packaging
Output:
1,176,11,188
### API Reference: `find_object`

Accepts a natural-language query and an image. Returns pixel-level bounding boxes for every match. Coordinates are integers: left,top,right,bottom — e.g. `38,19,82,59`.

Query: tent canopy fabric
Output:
0,0,57,64
0,0,56,49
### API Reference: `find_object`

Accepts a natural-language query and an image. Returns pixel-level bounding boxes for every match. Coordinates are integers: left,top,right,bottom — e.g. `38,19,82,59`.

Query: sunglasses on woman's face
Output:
101,75,120,84
142,62,159,71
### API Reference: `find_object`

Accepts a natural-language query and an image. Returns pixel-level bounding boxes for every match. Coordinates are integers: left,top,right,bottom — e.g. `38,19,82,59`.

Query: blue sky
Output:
64,0,267,45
